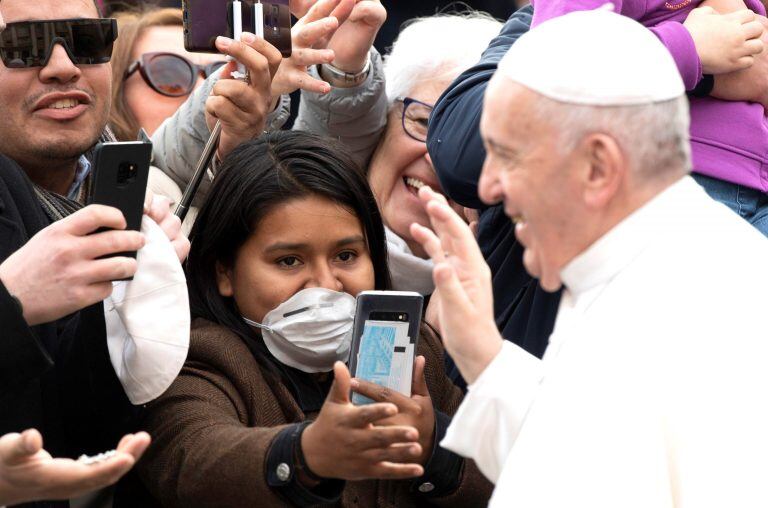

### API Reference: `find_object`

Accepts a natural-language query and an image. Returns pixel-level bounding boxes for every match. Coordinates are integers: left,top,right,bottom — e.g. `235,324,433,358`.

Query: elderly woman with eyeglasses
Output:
295,9,502,296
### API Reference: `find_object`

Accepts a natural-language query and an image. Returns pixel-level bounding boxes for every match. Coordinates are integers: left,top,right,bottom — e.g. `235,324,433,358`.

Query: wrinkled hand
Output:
0,429,150,506
327,0,386,73
301,362,424,481
352,355,435,465
0,205,145,326
292,0,384,74
143,191,190,262
206,34,282,159
684,7,764,74
711,15,768,108
271,0,348,97
410,187,502,385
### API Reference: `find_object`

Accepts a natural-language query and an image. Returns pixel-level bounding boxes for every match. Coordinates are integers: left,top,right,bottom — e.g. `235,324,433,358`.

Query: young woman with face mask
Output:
135,131,492,507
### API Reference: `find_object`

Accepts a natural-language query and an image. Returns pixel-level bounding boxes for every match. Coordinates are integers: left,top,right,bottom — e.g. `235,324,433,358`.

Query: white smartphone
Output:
349,291,424,405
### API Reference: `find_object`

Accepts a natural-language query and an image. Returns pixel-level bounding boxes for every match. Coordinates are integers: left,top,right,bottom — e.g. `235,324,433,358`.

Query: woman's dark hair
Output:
186,130,391,366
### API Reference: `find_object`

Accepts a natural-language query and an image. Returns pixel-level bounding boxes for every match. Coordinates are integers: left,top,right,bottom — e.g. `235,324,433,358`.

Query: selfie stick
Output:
175,0,258,221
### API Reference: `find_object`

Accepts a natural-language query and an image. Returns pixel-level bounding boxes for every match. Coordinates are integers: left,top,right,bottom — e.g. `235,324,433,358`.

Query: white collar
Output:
560,176,697,296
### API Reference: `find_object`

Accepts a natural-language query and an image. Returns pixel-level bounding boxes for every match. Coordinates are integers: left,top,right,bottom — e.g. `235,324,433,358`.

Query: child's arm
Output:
530,0,624,27
704,0,768,107
531,0,763,91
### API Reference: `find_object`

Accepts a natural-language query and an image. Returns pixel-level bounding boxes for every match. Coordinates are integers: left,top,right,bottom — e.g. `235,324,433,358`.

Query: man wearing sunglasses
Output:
0,1,279,506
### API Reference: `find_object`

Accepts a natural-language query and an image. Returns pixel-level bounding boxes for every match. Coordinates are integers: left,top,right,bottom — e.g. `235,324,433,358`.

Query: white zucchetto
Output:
497,6,685,105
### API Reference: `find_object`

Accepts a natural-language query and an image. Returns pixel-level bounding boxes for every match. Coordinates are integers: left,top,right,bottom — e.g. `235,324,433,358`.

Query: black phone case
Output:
348,291,424,401
262,0,292,58
89,141,152,261
183,0,291,57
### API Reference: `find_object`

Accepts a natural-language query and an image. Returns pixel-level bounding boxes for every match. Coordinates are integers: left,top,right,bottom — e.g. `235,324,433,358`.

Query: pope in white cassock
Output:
410,8,768,508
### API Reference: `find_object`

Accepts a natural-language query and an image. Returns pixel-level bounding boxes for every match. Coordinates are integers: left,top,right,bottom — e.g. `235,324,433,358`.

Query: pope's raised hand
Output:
410,187,503,384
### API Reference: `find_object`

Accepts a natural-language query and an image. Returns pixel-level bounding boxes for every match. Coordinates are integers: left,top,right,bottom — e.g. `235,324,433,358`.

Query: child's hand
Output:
711,15,768,108
701,0,749,14
684,7,765,74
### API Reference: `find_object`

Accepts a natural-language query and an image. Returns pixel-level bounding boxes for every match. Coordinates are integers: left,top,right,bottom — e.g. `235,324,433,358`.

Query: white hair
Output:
531,94,692,179
383,12,503,106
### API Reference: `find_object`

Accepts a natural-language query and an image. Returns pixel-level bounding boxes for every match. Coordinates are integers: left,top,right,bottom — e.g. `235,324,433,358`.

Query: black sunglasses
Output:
124,52,226,98
0,18,117,69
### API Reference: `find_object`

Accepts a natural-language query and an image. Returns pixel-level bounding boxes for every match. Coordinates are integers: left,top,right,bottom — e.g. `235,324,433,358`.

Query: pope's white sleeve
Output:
441,340,544,484
103,217,190,405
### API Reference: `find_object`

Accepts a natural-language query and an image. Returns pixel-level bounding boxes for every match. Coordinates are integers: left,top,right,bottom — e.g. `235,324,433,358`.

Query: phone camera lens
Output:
117,162,139,185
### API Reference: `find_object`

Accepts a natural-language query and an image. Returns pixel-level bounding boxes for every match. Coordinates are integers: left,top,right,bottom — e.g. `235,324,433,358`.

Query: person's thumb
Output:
412,355,429,397
0,429,42,465
327,361,352,404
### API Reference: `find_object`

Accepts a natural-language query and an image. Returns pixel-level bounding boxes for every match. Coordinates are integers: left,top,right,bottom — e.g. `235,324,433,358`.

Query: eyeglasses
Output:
0,18,117,69
125,52,227,98
395,96,434,143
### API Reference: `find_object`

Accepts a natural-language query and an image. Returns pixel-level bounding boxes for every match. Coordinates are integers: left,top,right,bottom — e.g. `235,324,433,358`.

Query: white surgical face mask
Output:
242,287,356,373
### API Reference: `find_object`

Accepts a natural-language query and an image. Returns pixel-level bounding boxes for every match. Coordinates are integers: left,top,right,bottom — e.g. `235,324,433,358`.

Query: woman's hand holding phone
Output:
205,34,282,159
351,355,436,465
300,362,424,482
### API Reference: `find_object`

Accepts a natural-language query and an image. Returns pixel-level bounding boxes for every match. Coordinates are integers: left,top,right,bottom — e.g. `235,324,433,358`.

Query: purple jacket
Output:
531,0,768,193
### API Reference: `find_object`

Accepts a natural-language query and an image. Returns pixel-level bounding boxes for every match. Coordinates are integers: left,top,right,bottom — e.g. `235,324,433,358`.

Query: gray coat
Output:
293,48,388,169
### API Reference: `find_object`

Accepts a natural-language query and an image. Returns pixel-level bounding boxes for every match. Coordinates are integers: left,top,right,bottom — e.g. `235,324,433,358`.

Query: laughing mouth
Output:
404,176,427,192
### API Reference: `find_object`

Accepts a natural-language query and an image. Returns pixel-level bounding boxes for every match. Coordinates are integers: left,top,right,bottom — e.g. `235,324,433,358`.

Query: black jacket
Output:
0,155,135,508
427,6,562,387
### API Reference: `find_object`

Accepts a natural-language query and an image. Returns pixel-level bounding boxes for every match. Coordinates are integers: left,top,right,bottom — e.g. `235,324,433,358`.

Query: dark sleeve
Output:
266,423,345,506
428,6,533,209
0,279,52,388
410,410,464,499
57,302,137,457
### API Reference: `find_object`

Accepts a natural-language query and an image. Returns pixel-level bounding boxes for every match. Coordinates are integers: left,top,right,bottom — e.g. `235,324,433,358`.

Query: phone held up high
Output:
349,291,424,405
89,140,152,265
182,0,292,57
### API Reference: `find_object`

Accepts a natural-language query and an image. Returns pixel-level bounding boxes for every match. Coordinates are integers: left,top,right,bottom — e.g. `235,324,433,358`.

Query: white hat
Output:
497,6,684,105
105,216,190,405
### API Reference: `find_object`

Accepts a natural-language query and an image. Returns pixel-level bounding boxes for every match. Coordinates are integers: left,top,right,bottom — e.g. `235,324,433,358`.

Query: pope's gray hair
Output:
531,94,691,180
383,12,502,106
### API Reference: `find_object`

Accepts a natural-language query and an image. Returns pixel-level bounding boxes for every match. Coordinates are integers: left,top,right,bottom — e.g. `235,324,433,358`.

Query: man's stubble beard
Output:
1,103,108,166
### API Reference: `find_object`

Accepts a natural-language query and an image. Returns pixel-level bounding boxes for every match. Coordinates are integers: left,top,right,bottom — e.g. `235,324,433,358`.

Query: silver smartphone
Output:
349,291,424,405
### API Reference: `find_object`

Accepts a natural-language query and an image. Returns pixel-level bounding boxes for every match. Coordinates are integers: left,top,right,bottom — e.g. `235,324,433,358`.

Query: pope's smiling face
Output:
478,78,589,292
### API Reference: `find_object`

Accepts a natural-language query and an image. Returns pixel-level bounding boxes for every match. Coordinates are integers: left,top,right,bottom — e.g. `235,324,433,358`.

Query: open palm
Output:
0,429,150,506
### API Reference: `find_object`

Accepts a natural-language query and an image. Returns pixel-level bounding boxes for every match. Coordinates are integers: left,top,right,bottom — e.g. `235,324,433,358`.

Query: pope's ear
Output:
216,261,234,298
580,133,625,209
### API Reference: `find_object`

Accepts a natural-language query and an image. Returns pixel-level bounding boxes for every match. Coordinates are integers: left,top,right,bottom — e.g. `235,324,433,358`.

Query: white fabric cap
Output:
497,7,684,105
105,216,190,405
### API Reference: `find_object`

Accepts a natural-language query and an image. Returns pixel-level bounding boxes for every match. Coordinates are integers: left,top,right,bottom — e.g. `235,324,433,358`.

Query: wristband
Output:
690,74,714,98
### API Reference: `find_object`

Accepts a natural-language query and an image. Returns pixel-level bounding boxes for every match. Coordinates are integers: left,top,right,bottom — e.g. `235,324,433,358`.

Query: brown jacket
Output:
138,319,492,507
